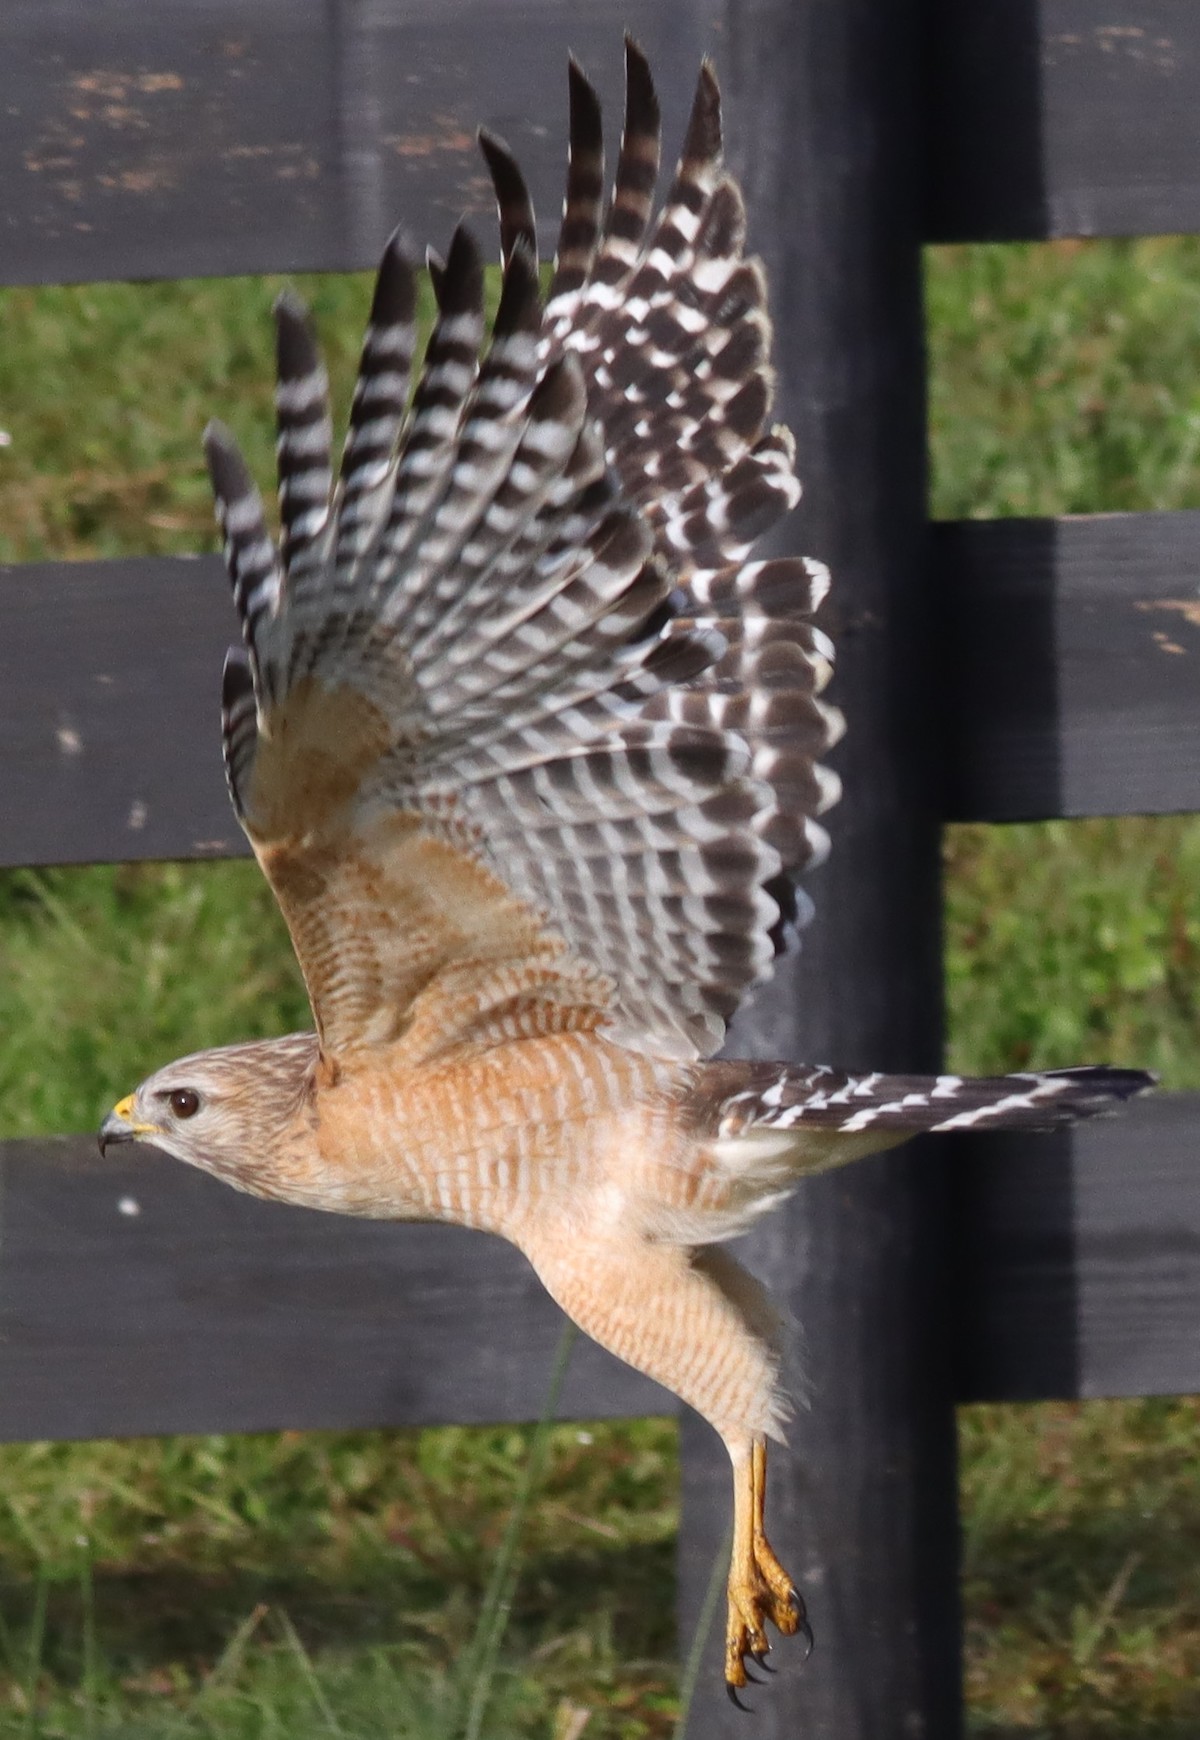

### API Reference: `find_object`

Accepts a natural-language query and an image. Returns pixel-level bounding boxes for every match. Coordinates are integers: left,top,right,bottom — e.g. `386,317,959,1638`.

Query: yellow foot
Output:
724,1438,813,1706
724,1536,810,1703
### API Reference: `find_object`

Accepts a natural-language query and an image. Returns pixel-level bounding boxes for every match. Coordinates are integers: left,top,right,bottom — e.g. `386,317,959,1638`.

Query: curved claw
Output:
726,1685,753,1713
728,1438,810,1696
742,1663,765,1685
799,1617,815,1661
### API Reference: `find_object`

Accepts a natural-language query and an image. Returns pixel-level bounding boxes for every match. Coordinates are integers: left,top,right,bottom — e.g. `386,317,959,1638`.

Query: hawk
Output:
99,43,1150,1699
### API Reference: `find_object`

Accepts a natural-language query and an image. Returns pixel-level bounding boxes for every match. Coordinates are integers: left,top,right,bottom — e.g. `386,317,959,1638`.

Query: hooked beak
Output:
98,1095,160,1157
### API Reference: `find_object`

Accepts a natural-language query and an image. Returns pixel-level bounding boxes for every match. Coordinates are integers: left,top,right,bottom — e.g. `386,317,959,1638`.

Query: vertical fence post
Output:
677,3,961,1735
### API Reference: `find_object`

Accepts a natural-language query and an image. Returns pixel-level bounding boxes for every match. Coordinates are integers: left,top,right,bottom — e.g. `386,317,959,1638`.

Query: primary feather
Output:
209,43,840,1066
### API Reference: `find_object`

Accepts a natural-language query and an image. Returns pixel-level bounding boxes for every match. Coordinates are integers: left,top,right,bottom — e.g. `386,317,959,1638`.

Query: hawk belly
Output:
307,1032,680,1237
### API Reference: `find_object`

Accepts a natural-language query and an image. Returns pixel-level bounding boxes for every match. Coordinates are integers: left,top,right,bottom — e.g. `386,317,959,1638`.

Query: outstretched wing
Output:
207,45,842,1069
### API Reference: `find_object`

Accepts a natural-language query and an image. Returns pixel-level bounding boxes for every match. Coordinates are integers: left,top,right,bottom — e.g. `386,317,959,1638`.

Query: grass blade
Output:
275,1608,344,1735
197,1601,270,1697
78,1552,98,1740
460,1321,578,1740
22,1568,48,1740
673,1522,731,1740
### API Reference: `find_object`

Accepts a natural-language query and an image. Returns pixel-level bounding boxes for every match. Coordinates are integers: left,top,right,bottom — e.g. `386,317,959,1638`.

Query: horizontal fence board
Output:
926,1,1200,240
0,1137,670,1443
937,509,1200,822
953,1092,1200,1402
0,1095,1194,1443
8,509,1200,869
0,0,717,288
1,1,1196,282
0,556,246,867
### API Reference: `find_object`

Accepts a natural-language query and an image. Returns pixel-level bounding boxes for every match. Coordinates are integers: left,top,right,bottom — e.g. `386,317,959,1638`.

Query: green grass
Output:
0,863,306,1138
927,237,1200,520
959,1398,1200,1735
944,816,1200,1090
0,273,396,566
2,235,1200,1733
0,1417,679,1738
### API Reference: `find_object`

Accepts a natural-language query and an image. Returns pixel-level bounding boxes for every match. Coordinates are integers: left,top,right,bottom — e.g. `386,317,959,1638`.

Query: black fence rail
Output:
1,4,1198,1736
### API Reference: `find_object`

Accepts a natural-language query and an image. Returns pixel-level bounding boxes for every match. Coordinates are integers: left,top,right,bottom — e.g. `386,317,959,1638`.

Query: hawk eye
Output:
169,1088,201,1120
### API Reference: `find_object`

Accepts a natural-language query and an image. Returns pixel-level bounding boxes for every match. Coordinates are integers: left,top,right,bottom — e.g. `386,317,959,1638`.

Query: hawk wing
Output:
207,43,842,1069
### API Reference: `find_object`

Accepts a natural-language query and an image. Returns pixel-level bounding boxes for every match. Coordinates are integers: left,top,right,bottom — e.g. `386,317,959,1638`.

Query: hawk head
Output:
98,1032,318,1186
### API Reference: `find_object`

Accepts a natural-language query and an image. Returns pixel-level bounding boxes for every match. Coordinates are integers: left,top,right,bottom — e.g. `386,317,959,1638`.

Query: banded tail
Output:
696,1061,1154,1143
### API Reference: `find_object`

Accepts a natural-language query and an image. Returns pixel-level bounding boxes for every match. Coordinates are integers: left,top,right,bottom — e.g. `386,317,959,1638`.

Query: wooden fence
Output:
1,4,1198,1734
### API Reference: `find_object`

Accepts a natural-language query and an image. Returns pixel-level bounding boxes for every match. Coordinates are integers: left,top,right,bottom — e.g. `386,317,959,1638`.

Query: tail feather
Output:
701,1063,1155,1140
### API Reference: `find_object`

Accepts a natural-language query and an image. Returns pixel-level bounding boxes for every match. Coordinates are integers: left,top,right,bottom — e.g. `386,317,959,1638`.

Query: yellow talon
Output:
725,1436,808,1695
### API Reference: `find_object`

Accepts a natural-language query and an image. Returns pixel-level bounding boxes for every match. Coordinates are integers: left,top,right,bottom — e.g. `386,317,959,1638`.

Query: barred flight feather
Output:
375,226,485,581
335,233,419,582
205,42,841,1061
477,130,538,269
548,59,605,304
273,293,333,581
219,647,258,822
592,41,661,282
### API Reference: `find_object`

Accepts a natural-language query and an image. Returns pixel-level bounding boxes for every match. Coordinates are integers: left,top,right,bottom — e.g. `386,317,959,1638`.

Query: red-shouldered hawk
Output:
99,42,1151,1699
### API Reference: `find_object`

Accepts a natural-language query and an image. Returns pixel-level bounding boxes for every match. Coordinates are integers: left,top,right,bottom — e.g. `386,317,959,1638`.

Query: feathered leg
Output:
522,1222,807,1695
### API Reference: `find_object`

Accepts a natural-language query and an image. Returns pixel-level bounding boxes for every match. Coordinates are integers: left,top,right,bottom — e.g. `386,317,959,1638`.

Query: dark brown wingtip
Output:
598,36,661,256
370,228,418,327
549,54,606,303
437,223,485,316
623,34,661,139
272,289,320,386
222,641,255,700
478,126,537,266
1043,1065,1158,1108
683,58,723,166
202,418,253,504
567,53,603,153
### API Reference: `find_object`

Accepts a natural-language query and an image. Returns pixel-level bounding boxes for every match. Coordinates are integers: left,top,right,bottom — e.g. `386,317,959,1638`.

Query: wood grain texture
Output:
0,1136,669,1443
0,556,245,867
937,510,1200,822
0,0,1194,283
677,4,959,1734
0,0,720,287
926,0,1200,240
952,1092,1200,1403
